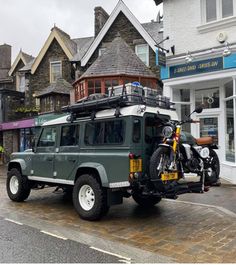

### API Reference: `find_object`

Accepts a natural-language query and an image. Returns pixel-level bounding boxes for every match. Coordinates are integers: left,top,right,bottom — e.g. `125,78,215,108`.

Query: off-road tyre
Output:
205,149,221,186
149,147,170,179
132,192,162,207
72,174,109,221
6,168,31,202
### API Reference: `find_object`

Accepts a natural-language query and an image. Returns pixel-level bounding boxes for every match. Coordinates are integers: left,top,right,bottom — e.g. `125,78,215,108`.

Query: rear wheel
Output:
6,168,31,202
132,192,161,207
72,174,109,221
205,149,221,186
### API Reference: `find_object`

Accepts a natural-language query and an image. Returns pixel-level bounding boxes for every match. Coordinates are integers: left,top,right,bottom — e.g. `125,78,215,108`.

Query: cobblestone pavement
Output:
1,165,236,263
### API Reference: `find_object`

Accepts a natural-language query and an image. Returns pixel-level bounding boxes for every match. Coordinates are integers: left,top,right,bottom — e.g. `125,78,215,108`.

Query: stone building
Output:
73,0,163,100
0,0,163,160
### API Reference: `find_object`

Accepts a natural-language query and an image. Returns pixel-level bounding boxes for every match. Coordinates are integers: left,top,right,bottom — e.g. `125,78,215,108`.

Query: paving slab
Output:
0,165,236,263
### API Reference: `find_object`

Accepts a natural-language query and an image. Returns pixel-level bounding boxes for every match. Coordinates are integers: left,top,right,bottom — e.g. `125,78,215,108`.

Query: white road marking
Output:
40,230,67,240
90,246,131,261
119,259,131,264
5,218,23,225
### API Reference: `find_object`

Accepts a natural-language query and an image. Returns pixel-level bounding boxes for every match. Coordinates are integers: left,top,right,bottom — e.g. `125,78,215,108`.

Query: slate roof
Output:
21,51,34,64
79,35,157,80
35,78,72,97
19,58,35,72
142,20,163,44
53,26,77,56
71,37,94,61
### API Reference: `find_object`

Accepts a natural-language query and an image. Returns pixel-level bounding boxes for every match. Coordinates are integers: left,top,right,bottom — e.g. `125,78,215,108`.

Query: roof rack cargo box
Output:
108,83,143,99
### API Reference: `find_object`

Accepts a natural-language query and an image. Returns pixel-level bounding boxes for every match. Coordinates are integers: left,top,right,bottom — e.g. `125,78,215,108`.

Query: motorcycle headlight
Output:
162,126,173,138
200,147,210,158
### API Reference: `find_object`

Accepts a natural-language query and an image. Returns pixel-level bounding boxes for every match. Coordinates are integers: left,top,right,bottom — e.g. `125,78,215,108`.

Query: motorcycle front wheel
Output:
149,147,172,179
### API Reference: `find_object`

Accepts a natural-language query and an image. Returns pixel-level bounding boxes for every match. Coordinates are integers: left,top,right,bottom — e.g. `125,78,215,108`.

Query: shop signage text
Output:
169,57,223,78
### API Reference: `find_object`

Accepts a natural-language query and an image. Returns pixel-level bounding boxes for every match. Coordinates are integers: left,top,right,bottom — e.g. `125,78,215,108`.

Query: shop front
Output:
161,53,236,184
0,118,35,162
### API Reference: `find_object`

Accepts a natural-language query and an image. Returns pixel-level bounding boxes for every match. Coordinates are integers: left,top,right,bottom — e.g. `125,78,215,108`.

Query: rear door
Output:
54,124,80,180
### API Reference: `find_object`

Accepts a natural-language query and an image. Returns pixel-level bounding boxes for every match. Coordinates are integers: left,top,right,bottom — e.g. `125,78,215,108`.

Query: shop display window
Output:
195,87,219,109
225,99,235,162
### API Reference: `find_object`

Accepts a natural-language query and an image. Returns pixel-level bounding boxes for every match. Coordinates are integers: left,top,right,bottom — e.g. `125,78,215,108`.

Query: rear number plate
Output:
161,172,178,181
130,159,142,172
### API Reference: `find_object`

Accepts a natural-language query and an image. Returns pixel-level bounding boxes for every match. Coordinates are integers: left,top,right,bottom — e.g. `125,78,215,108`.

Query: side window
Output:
38,127,57,147
60,125,79,146
84,120,125,145
133,119,141,143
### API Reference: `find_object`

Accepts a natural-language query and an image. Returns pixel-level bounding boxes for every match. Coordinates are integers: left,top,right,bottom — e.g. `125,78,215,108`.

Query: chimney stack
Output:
94,6,109,37
0,44,11,79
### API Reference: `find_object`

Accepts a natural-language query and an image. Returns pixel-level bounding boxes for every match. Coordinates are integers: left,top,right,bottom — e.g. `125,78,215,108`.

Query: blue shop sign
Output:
169,57,223,78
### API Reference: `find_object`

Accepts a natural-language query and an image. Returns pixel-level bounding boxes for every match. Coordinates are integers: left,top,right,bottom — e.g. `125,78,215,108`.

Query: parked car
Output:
6,90,210,221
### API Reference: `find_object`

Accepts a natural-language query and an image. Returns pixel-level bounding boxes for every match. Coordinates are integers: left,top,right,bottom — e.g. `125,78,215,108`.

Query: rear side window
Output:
60,125,80,146
84,120,125,145
38,127,57,147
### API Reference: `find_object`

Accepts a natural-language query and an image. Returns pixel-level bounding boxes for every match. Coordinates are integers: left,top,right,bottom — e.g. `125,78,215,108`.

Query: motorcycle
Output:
149,106,217,196
180,131,221,186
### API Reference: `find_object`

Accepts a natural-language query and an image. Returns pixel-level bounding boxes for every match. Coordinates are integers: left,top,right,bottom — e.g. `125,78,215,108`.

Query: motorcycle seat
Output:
195,136,213,145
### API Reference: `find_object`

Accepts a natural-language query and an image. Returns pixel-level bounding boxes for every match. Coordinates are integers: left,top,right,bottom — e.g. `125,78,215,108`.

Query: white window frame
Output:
198,0,236,32
135,44,149,66
16,73,26,92
50,61,62,83
202,0,235,22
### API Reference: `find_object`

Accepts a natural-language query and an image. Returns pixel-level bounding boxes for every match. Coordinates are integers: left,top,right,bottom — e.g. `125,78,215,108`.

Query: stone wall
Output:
3,130,19,162
29,39,74,105
84,12,159,78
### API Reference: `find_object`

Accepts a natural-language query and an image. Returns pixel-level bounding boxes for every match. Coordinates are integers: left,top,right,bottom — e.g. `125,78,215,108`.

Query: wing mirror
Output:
194,105,203,114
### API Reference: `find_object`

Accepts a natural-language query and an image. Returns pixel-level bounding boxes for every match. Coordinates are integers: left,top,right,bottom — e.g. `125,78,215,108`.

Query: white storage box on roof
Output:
143,87,158,98
108,83,143,98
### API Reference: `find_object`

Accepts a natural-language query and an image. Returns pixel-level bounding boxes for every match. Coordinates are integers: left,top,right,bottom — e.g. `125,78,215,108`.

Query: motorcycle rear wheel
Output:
205,149,221,186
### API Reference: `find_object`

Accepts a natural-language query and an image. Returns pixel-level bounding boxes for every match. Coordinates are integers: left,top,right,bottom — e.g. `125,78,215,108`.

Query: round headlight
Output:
162,126,173,138
200,147,210,158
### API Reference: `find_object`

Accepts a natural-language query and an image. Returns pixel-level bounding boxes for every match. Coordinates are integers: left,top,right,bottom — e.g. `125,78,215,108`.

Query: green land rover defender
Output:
6,90,207,221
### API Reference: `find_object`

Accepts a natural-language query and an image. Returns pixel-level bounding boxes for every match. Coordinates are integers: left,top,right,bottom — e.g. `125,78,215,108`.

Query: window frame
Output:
201,0,235,24
135,44,149,66
50,61,62,83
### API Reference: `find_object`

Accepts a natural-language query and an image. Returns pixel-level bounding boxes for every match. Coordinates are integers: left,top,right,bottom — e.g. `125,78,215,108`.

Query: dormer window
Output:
135,44,149,66
50,61,62,83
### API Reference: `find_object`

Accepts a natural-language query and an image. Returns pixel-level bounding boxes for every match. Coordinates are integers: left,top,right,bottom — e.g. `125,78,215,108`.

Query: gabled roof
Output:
8,50,34,76
80,0,158,67
35,78,72,97
31,26,77,74
79,34,157,80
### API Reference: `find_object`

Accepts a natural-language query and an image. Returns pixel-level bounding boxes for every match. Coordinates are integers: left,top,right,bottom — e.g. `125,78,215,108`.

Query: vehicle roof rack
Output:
62,93,175,121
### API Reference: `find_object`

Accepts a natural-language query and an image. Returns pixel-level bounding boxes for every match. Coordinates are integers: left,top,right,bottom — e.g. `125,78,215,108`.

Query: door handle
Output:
46,158,53,161
68,158,76,162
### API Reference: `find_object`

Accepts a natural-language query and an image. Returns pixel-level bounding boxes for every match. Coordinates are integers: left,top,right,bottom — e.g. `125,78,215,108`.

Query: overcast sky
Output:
0,0,162,62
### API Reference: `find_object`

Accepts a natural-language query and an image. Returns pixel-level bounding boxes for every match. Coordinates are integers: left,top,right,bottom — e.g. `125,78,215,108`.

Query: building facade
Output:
157,0,236,183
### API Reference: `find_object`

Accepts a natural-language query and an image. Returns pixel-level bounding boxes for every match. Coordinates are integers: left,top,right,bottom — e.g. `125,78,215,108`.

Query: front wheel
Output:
72,174,109,221
149,147,172,179
6,168,31,202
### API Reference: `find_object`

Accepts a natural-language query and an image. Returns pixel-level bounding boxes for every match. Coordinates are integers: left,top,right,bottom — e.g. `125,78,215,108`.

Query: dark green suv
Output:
7,95,179,220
